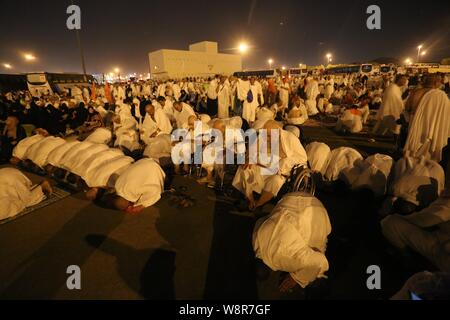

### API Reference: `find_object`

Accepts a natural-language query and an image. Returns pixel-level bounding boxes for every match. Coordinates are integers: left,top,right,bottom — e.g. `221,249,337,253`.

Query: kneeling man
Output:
253,192,332,290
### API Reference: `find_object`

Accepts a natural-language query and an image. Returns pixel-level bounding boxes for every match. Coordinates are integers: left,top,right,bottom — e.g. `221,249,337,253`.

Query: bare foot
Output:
86,187,99,201
125,205,144,214
40,180,53,196
248,198,257,211
279,274,298,293
9,157,21,166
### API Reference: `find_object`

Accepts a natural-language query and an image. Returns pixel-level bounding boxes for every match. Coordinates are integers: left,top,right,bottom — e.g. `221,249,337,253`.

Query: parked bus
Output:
325,64,376,75
288,68,308,77
26,72,96,97
406,63,450,75
233,69,277,78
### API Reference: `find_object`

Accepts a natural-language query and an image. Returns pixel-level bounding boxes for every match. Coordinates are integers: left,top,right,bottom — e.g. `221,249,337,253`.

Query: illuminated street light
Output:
417,44,424,63
238,42,249,54
326,53,333,64
114,67,120,73
3,63,12,69
421,51,427,56
268,58,274,68
404,58,412,65
282,66,286,71
23,53,36,61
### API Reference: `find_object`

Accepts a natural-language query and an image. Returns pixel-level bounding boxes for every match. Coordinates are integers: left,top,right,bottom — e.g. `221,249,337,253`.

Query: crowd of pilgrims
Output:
0,71,449,298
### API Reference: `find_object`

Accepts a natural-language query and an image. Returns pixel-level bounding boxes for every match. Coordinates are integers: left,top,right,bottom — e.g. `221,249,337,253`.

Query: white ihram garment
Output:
114,158,165,208
84,155,134,188
305,142,331,175
253,192,331,288
23,136,66,168
324,147,363,181
12,134,45,160
404,89,450,162
0,168,46,220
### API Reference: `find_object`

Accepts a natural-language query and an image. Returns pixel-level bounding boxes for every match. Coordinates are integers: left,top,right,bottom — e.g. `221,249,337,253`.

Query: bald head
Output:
263,120,282,131
188,115,197,129
212,119,226,136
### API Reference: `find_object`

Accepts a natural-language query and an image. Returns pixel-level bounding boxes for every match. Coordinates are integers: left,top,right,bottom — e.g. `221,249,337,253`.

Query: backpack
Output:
247,89,253,103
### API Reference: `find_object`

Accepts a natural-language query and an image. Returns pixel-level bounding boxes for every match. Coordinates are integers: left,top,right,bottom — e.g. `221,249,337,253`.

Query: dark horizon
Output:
1,0,449,75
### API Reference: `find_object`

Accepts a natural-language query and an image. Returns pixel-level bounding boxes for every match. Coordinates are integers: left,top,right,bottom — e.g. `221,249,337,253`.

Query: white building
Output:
149,41,242,80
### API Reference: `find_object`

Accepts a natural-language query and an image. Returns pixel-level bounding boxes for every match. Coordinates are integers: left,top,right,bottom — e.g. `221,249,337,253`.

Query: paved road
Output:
0,125,420,300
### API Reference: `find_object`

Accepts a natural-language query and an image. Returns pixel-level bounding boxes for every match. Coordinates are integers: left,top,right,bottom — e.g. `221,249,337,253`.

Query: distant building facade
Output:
149,41,242,80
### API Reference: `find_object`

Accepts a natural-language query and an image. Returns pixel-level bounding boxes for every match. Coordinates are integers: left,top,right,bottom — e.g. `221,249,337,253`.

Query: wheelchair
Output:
277,163,316,199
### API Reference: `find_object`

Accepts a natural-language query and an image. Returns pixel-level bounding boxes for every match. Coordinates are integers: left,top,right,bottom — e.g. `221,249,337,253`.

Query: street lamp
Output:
268,58,274,69
282,66,286,71
114,67,120,81
404,58,412,65
326,53,332,64
23,53,36,61
3,63,12,69
238,42,249,54
417,45,423,63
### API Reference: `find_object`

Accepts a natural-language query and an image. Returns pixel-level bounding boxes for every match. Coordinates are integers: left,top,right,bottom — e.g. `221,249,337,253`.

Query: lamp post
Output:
417,45,423,63
326,53,332,65
268,58,274,69
114,68,120,82
23,53,36,61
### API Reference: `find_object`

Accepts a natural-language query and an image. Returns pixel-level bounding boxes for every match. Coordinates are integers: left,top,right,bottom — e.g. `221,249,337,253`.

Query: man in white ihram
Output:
253,192,332,292
232,120,308,210
0,168,53,220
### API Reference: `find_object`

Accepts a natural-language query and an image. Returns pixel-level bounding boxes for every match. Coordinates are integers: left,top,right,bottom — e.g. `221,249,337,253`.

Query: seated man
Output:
286,97,308,125
253,192,332,291
317,96,334,114
172,101,196,129
232,120,308,210
76,110,103,140
381,187,450,271
140,101,172,145
113,111,141,153
104,158,166,213
0,168,53,220
335,105,363,134
0,114,27,163
198,119,227,186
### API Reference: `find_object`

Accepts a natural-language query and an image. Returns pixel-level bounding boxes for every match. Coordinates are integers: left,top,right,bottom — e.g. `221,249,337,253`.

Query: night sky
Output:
1,0,449,75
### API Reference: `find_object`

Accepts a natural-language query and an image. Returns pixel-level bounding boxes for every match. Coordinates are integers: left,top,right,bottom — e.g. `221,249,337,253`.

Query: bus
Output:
325,64,376,76
288,68,308,77
233,69,277,78
406,64,450,75
26,72,96,97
